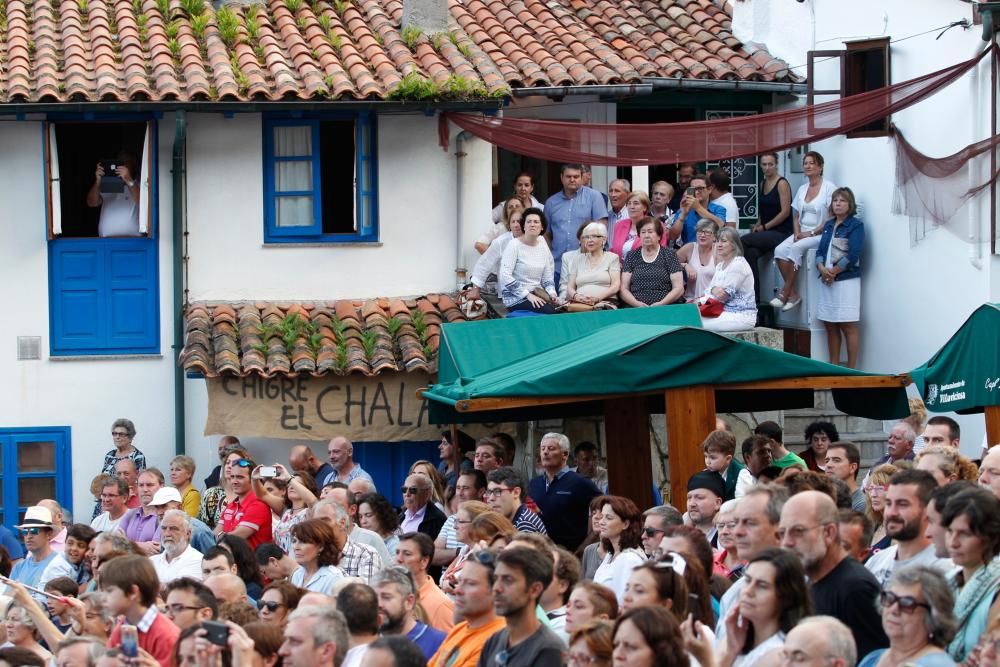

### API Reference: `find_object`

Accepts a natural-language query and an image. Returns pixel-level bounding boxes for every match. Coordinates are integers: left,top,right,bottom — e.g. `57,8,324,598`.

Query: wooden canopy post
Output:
604,397,654,510
664,385,717,508
986,406,1000,447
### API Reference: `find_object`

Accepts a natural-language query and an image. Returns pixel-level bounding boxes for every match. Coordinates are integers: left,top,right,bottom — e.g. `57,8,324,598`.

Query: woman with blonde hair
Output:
476,197,526,253
439,501,492,594
917,446,980,486
169,455,200,517
865,463,899,551
612,191,664,261
904,398,929,454
567,221,621,311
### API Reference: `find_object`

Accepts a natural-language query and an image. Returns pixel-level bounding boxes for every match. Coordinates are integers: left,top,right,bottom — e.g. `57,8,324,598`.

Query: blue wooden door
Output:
0,427,72,530
49,237,159,355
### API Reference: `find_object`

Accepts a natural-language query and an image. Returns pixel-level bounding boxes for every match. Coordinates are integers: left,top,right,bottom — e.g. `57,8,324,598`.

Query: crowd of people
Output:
0,411,997,667
467,156,866,363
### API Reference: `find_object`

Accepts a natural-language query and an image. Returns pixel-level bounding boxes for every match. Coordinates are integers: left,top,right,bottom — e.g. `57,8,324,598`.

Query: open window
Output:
45,120,154,238
262,113,377,243
45,119,160,356
806,38,891,138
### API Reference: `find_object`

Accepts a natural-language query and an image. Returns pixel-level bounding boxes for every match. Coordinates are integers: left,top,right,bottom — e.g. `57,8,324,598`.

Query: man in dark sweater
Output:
528,433,600,551
478,546,564,666
780,490,888,658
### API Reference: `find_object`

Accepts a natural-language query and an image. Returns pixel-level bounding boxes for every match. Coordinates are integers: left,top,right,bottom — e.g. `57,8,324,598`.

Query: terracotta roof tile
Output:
0,0,795,103
181,294,481,378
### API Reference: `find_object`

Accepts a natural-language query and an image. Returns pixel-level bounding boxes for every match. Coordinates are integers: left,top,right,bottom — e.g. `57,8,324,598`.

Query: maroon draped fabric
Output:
439,46,994,166
892,126,1000,229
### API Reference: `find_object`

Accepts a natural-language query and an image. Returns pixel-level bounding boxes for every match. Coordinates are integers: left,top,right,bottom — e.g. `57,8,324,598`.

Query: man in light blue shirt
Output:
672,173,726,246
4,506,73,605
544,164,608,284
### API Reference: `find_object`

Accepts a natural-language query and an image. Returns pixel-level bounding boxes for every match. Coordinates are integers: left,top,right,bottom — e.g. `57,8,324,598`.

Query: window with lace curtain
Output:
263,114,377,243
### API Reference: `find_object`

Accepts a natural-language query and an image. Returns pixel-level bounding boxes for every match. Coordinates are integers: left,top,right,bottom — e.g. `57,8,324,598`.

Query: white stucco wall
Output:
0,117,178,519
184,112,491,301
736,0,999,453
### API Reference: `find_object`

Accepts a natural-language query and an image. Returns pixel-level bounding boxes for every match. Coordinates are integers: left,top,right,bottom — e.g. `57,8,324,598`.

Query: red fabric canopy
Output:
439,46,994,166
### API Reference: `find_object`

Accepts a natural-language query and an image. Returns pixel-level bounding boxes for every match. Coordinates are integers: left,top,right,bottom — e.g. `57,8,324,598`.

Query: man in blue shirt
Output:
528,433,600,551
0,524,25,563
373,566,446,659
544,165,608,284
671,173,725,246
3,506,73,604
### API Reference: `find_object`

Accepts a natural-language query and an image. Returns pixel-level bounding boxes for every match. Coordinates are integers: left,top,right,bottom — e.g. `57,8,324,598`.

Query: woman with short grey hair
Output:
699,227,757,333
858,565,958,667
101,418,146,477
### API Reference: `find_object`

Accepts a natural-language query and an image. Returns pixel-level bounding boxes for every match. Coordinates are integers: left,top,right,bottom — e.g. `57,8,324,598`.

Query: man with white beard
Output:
150,509,204,583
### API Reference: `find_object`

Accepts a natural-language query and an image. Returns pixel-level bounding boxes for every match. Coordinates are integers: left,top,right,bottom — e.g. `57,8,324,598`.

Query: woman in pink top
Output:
611,191,666,260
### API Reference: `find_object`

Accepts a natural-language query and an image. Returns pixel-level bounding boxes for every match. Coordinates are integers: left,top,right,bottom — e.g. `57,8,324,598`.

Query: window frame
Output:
843,38,891,139
43,116,161,357
262,112,378,244
0,426,73,531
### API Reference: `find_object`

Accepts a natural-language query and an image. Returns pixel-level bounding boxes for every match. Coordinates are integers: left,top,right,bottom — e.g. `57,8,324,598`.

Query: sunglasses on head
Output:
880,590,930,614
234,459,253,468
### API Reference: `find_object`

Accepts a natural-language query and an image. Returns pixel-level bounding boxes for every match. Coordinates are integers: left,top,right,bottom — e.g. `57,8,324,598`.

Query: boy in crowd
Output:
103,555,180,664
702,430,746,501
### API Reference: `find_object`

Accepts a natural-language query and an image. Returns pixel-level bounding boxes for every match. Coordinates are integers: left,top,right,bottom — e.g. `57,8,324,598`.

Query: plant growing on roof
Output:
284,0,301,12
154,0,168,17
316,12,330,32
215,5,240,48
165,18,180,39
167,37,180,57
386,72,437,101
244,7,260,40
179,0,204,17
296,15,307,31
360,329,378,360
401,24,422,50
132,0,143,12
137,13,149,41
332,0,348,16
191,12,210,42
76,0,88,15
386,316,403,339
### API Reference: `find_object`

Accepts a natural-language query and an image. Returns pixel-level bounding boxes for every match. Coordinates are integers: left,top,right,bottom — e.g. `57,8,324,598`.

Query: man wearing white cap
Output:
3,506,73,604
147,487,216,554
150,509,204,583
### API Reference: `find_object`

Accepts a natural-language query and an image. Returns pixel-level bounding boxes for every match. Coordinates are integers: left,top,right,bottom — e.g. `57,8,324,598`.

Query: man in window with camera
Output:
87,152,141,238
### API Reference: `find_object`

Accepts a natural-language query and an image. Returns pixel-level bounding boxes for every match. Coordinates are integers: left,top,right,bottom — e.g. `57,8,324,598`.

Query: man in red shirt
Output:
219,459,272,549
103,555,180,664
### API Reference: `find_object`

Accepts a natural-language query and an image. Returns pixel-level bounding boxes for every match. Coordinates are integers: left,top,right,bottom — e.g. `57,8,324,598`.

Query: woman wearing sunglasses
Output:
259,580,304,628
858,566,957,667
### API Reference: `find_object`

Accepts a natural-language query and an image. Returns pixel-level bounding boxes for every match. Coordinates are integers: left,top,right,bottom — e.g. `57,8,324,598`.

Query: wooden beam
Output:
719,375,910,391
665,385,717,509
605,397,654,511
986,406,1000,448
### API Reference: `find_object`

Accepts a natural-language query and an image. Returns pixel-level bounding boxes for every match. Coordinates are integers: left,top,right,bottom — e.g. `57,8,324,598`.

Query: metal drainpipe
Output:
455,130,472,289
172,110,188,456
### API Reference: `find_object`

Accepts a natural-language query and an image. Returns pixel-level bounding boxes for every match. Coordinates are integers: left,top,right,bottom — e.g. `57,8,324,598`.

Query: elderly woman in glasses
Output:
620,217,685,308
858,566,958,667
566,221,621,311
102,418,146,477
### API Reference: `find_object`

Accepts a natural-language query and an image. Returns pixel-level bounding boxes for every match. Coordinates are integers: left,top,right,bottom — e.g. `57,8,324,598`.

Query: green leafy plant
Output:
386,72,438,101
332,0,347,16
132,0,142,12
422,343,435,360
386,316,403,339
216,6,239,47
191,12,210,41
284,0,301,12
372,30,383,45
154,0,168,16
457,41,472,59
76,0,89,14
411,309,428,343
165,18,180,38
179,0,204,17
296,15,306,30
167,37,180,56
360,329,378,359
443,73,488,98
251,342,268,355
401,24,421,50
308,332,324,354
316,13,330,32
327,32,342,50
431,33,442,51
244,9,260,40
334,345,347,372
137,13,149,40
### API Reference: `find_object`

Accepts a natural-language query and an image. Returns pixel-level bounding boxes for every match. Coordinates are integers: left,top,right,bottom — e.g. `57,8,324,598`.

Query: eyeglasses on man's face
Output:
485,487,513,498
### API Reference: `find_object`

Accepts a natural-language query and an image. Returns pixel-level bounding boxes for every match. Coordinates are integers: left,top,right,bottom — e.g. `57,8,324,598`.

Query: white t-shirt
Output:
864,543,955,589
151,545,205,584
792,180,837,233
98,189,141,237
713,192,740,225
90,511,125,532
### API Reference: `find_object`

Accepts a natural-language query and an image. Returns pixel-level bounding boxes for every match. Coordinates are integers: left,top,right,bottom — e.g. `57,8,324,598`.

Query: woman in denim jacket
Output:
815,187,865,369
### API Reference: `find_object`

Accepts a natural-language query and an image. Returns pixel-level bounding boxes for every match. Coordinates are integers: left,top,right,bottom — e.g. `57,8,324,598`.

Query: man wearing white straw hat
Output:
2,506,73,604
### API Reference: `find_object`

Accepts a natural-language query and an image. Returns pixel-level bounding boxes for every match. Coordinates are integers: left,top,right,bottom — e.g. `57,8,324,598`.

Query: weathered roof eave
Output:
0,99,507,116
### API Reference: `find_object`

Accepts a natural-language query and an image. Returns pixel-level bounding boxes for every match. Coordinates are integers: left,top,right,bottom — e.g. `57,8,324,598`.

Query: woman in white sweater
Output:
499,207,559,314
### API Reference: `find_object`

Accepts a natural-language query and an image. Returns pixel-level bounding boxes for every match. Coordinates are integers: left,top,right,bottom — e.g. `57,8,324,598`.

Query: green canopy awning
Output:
425,310,910,423
910,303,1000,414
